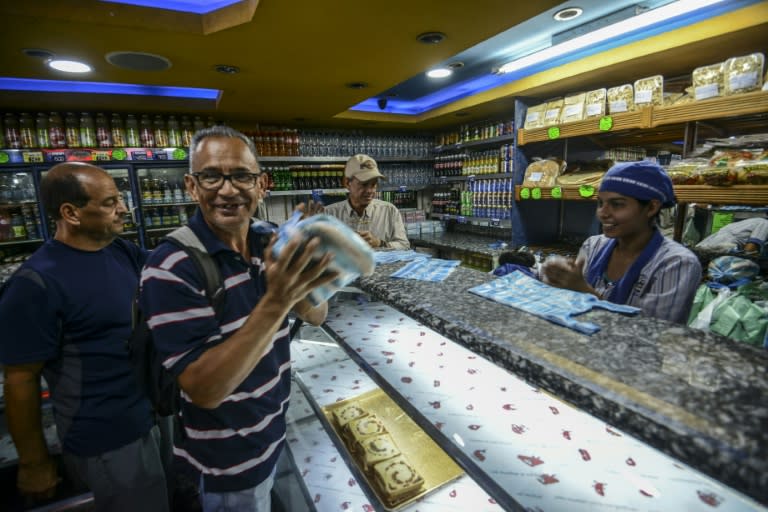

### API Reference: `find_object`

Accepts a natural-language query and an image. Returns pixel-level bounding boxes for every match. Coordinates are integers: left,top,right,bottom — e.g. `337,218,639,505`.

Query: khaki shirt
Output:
323,198,410,250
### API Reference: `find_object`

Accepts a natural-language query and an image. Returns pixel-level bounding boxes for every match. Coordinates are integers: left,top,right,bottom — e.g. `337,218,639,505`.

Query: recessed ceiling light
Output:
106,51,172,71
22,48,55,59
416,32,446,44
214,64,240,74
345,81,369,89
47,59,92,73
553,6,583,21
427,68,452,79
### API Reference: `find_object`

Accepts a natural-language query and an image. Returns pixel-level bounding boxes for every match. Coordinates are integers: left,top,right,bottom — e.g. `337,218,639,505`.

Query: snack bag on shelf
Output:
733,159,768,184
523,103,547,129
723,52,765,95
542,98,564,127
522,158,565,188
634,75,664,108
666,160,707,185
584,88,606,118
607,84,635,114
698,166,737,186
692,62,725,100
559,92,586,124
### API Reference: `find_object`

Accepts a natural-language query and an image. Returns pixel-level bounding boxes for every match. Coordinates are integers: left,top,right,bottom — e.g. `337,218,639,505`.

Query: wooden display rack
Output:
515,184,768,205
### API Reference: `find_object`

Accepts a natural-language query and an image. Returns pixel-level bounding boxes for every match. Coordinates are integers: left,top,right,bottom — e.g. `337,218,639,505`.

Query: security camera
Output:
377,98,388,110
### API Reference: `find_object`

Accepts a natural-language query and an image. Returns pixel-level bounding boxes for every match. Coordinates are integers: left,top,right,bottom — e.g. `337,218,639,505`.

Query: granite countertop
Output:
354,262,768,505
410,232,509,257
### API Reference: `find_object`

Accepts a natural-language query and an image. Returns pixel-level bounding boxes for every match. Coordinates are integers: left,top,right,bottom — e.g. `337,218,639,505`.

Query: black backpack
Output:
128,226,225,417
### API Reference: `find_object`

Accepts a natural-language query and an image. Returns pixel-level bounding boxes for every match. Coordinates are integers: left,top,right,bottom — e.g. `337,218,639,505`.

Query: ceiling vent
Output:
105,51,172,71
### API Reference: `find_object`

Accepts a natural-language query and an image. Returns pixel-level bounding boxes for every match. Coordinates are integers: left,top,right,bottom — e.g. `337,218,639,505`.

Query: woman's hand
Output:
540,256,595,295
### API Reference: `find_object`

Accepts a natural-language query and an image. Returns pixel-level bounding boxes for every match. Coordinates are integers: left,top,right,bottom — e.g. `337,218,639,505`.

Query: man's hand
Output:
18,457,59,501
294,200,324,220
357,230,383,248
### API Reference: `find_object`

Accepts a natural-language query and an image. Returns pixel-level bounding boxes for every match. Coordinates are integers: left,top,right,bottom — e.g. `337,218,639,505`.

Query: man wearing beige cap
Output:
323,154,410,250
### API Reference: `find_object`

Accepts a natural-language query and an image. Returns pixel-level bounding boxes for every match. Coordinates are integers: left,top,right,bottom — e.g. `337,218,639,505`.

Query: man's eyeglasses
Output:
191,171,262,191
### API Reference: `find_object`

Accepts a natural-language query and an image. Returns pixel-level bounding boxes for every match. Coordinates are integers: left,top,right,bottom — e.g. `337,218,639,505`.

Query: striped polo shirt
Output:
139,210,290,492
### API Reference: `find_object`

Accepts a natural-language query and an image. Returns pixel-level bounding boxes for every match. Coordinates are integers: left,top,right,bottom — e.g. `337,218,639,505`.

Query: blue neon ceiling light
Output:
351,0,756,116
0,78,221,100
100,0,242,15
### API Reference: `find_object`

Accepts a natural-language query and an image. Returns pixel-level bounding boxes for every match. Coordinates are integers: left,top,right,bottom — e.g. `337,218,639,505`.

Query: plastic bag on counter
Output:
708,256,760,287
689,286,731,330
272,211,375,305
709,292,768,347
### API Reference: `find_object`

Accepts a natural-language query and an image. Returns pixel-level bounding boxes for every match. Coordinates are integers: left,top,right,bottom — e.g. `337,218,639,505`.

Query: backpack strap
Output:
164,226,225,318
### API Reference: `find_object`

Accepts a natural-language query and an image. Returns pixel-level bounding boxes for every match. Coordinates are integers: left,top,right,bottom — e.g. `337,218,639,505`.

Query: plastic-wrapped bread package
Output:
542,98,564,127
634,75,664,108
584,88,607,118
723,52,765,95
692,62,725,100
607,84,635,114
559,92,586,124
271,211,375,305
522,158,565,188
523,103,547,129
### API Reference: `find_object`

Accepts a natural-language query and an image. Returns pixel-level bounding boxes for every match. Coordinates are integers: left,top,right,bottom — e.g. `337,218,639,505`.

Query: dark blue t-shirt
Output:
0,238,154,456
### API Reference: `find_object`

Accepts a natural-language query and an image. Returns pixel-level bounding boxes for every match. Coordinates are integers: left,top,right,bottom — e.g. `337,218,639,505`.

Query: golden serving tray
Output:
322,388,464,510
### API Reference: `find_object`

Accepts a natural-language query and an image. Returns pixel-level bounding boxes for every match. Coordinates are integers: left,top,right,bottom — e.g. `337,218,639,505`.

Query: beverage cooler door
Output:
0,168,45,268
104,166,141,246
135,164,194,248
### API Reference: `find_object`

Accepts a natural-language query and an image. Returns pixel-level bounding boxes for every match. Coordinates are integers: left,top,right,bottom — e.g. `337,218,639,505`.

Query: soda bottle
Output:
35,113,51,148
139,115,154,147
48,112,66,149
110,113,126,147
153,115,168,147
95,113,112,148
65,112,81,148
79,112,96,147
4,113,21,149
19,113,37,149
180,116,193,147
125,114,140,147
167,115,181,147
192,116,205,132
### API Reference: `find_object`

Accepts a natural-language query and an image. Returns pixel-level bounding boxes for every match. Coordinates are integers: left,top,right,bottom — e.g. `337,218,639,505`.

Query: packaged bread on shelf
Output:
559,92,586,124
522,158,565,188
634,75,664,108
692,62,725,100
542,98,564,127
556,159,612,187
584,88,607,118
357,433,401,472
733,160,768,184
372,454,425,504
607,84,635,114
333,402,368,429
524,103,547,129
723,53,765,95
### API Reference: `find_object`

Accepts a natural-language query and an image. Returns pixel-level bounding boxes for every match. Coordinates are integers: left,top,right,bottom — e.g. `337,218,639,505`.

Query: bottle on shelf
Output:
3,113,20,149
48,112,66,149
139,115,155,147
64,112,81,148
95,113,112,148
167,115,181,147
110,113,126,147
192,116,205,132
125,114,140,147
35,113,51,149
153,115,169,147
19,113,37,149
79,112,96,147
180,116,193,147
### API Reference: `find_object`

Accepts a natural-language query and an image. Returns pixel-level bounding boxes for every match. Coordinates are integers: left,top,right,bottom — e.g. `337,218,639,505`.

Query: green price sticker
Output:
711,212,734,234
520,187,531,200
172,148,188,160
547,126,561,140
599,116,614,131
551,186,563,199
578,185,595,198
0,152,9,164
532,188,542,200
112,149,127,161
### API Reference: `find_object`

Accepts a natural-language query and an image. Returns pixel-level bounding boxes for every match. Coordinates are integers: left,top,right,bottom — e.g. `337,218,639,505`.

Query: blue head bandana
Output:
599,161,676,207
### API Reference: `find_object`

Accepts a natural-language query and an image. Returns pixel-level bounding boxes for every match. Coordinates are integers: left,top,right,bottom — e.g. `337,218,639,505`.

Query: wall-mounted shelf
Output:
514,184,768,205
433,133,515,153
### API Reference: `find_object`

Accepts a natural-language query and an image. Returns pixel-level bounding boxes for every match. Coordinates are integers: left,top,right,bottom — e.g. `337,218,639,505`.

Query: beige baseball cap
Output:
344,154,386,182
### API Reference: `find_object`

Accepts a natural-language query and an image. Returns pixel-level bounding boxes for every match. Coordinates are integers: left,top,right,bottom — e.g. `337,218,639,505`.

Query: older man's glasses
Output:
192,171,262,191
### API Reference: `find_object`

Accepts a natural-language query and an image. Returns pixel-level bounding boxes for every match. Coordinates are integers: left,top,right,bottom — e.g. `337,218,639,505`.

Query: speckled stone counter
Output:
410,232,509,257
353,262,768,505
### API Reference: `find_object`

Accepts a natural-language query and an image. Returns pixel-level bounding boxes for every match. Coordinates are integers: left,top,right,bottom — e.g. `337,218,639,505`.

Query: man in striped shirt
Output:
139,126,335,511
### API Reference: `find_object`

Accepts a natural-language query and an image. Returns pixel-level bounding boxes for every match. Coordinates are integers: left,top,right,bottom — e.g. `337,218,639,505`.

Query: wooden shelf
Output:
515,185,598,201
517,110,650,145
515,185,768,205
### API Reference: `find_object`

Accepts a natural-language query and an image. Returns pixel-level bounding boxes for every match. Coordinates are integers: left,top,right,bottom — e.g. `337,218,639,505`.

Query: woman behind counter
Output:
540,161,702,324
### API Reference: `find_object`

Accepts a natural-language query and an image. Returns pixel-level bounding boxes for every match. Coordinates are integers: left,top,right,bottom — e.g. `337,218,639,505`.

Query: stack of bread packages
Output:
333,402,425,504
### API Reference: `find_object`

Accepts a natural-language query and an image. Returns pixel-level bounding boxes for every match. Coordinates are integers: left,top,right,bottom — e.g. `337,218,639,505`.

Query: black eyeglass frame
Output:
190,171,263,191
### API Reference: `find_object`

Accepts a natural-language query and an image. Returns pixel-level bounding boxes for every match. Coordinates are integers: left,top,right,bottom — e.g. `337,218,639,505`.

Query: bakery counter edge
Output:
346,262,768,505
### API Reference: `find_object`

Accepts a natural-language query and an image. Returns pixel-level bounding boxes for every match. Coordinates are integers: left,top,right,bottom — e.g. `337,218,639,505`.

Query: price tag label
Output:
520,187,531,200
398,185,407,192
23,151,44,163
438,176,448,184
551,186,563,199
490,218,501,227
112,149,128,161
93,151,111,161
0,152,9,164
467,175,476,183
531,187,542,200
171,148,188,160
547,127,561,140
711,212,734,234
578,185,595,198
457,215,466,224
48,152,67,162
154,151,168,160
132,150,149,160
599,116,614,131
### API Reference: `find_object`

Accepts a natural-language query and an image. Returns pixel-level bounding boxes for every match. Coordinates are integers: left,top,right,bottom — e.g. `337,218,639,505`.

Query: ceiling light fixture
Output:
553,6,583,21
0,77,220,100
214,64,240,74
426,68,452,79
416,32,446,44
498,0,725,75
47,59,93,73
